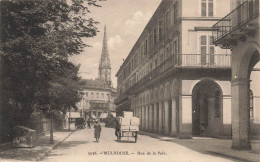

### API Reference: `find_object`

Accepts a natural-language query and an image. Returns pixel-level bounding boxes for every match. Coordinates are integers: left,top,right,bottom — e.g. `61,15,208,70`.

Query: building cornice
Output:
116,0,170,77
181,17,224,21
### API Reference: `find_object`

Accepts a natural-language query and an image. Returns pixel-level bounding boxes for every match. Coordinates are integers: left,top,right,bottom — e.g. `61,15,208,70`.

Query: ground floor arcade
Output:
131,77,260,140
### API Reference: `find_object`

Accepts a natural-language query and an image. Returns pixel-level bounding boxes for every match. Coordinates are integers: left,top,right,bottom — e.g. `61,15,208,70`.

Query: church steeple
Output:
99,26,111,83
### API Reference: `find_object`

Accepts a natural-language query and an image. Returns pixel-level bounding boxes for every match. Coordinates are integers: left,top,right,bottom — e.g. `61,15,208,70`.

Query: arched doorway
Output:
192,80,223,137
248,51,260,139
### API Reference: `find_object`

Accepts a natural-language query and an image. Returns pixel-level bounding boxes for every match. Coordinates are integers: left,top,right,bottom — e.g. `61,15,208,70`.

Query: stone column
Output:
149,104,153,132
164,101,170,134
147,105,150,131
179,95,192,139
231,78,251,150
145,105,149,131
171,99,177,136
158,101,163,133
144,106,146,130
141,106,145,130
153,103,158,132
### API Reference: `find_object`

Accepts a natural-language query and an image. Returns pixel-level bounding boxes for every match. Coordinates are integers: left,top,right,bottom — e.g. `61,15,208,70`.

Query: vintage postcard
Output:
0,0,259,162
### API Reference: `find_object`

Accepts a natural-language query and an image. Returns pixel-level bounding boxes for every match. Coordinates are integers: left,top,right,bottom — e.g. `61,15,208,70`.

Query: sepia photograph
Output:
0,0,260,161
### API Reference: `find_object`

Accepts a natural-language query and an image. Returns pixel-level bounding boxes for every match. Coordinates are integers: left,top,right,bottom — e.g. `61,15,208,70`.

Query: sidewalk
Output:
139,131,260,162
0,129,74,162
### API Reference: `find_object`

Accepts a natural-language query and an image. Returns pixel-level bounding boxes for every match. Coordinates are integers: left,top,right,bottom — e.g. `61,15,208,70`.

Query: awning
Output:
91,114,96,119
111,112,116,117
100,113,108,118
66,112,81,118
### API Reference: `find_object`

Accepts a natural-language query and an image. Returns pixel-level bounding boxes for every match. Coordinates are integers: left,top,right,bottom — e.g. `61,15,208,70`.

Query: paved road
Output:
43,125,232,162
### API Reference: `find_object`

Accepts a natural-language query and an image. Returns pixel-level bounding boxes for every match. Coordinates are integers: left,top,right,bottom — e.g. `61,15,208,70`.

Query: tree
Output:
0,0,103,141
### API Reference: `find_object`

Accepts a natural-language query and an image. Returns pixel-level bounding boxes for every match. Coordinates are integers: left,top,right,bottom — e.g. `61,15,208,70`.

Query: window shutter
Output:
199,36,201,53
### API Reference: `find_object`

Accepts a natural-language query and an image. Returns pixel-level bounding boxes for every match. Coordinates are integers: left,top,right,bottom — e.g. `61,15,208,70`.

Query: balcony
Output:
115,53,231,103
213,0,259,49
174,54,230,67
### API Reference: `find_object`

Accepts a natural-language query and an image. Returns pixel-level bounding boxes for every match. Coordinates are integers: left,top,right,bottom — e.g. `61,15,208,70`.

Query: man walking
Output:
114,118,120,140
94,121,101,142
87,118,91,129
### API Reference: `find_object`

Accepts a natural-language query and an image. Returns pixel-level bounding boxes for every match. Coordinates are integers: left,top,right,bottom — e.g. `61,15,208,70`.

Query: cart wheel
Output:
135,132,138,143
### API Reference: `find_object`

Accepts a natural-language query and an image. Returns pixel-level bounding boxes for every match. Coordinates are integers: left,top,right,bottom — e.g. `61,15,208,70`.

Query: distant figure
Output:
87,118,91,129
94,121,101,142
114,119,120,140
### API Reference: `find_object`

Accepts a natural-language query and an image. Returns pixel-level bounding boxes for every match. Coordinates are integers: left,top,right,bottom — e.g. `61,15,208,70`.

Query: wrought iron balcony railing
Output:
213,0,259,43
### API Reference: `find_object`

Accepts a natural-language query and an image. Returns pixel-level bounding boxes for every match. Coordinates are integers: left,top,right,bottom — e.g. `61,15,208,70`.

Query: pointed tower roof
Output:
99,25,111,70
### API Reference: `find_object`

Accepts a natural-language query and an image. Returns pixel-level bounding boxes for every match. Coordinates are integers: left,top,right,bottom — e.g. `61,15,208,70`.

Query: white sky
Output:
69,0,162,88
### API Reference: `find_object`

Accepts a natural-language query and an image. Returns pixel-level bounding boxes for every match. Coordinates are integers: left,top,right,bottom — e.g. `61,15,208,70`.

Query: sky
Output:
69,0,162,88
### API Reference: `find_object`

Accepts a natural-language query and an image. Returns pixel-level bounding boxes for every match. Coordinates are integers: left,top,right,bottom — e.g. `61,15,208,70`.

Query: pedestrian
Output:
87,118,91,129
94,121,101,142
114,118,120,140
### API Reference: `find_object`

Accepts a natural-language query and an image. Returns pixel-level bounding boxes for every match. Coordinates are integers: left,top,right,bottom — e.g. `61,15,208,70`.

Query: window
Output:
155,58,158,67
140,45,143,61
145,40,148,55
131,59,134,71
208,0,213,16
159,20,163,40
97,93,99,98
199,35,215,65
91,92,94,98
160,53,164,63
200,35,207,65
150,63,153,71
102,93,104,98
214,90,221,118
135,54,138,67
169,43,173,54
149,33,153,48
86,92,88,97
201,0,207,16
201,0,214,17
153,28,157,44
166,45,170,58
173,39,178,54
209,36,215,64
166,11,171,31
249,89,254,118
173,2,178,24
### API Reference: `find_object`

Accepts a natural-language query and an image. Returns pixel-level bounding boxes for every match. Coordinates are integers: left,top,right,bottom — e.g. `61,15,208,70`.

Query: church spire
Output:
99,26,111,83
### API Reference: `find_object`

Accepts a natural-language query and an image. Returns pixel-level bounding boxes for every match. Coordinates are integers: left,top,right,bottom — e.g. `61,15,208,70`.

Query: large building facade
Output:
213,0,259,149
115,0,232,139
115,0,260,149
77,27,117,119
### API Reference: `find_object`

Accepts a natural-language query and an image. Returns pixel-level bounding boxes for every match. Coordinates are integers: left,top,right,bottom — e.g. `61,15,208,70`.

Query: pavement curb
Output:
138,131,164,139
36,130,75,161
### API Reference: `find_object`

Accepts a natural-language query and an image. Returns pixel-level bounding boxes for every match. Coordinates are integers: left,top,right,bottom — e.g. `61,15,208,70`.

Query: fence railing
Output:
213,0,259,42
174,54,231,67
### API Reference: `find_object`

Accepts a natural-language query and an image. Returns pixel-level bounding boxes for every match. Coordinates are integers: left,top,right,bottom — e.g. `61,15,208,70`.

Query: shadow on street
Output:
54,140,88,150
0,147,49,161
158,138,258,162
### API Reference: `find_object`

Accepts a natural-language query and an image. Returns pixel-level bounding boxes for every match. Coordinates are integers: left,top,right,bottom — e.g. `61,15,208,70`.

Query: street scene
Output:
42,126,247,162
0,0,260,162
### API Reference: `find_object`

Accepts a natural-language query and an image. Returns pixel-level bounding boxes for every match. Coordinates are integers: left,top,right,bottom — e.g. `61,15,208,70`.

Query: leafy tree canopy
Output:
0,0,103,121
